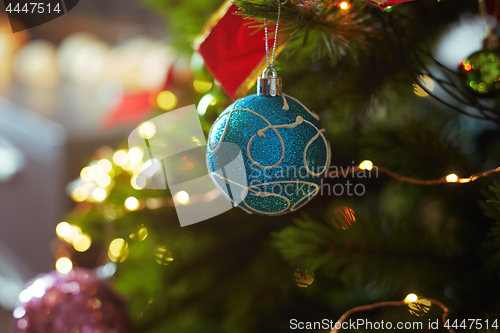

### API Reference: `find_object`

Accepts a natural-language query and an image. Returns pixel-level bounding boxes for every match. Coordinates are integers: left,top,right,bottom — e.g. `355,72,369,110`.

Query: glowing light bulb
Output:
174,191,190,205
124,197,140,211
56,222,71,238
446,173,459,183
55,257,73,274
359,160,373,171
404,293,418,304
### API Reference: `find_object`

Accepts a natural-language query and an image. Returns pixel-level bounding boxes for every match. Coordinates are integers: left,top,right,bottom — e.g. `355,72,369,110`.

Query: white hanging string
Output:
264,0,287,69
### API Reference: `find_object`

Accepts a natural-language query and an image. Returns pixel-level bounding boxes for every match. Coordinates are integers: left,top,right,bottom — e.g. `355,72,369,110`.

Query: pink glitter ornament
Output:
12,268,131,333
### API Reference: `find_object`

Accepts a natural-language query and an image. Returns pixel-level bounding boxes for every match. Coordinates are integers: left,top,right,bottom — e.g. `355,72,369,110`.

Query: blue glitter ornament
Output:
206,68,330,215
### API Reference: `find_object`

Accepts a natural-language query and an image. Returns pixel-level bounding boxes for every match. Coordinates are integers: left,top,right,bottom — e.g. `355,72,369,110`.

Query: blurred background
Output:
0,1,170,330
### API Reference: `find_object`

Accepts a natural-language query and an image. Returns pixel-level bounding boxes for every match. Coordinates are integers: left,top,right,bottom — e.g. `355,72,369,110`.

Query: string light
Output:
55,257,73,274
331,162,500,186
445,173,458,183
330,294,454,333
359,160,373,171
404,293,418,304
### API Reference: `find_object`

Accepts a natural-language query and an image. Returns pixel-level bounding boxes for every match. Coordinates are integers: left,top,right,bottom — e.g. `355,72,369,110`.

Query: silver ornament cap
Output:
257,67,282,97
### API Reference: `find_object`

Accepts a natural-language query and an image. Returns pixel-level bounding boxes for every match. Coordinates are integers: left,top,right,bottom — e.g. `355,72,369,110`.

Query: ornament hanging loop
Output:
258,66,282,96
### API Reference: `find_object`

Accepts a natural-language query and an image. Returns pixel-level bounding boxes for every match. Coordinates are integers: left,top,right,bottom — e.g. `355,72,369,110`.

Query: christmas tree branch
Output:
234,0,378,60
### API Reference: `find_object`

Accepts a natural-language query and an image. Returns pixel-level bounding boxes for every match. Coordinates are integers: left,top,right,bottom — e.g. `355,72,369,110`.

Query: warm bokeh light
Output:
92,187,107,202
62,225,82,243
462,60,472,71
108,238,129,262
121,161,133,171
193,79,213,93
73,233,92,252
139,121,156,139
293,268,315,287
155,246,174,265
130,224,148,241
128,147,144,164
97,159,113,173
71,186,88,202
339,1,351,10
174,191,190,205
124,197,140,211
359,160,373,171
55,257,73,274
96,174,112,187
131,175,146,190
146,197,163,209
332,207,356,230
80,167,96,182
56,222,72,239
446,173,459,183
413,75,435,97
197,94,216,116
113,149,129,166
404,293,418,304
157,91,177,110
408,298,431,316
